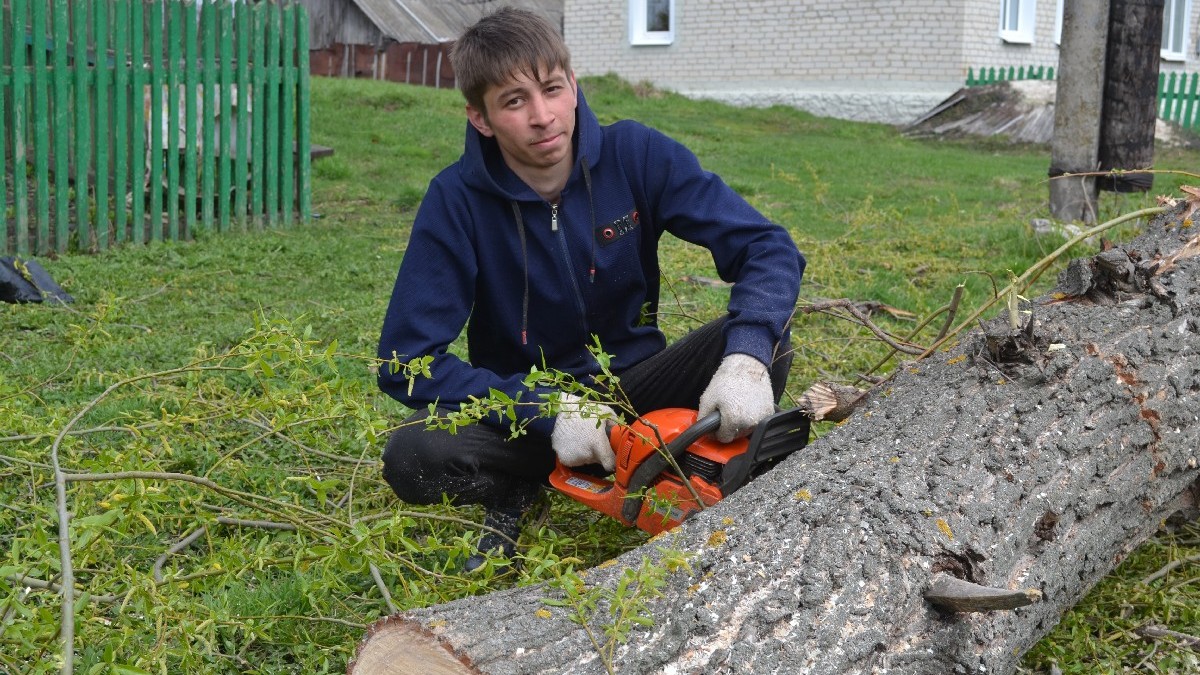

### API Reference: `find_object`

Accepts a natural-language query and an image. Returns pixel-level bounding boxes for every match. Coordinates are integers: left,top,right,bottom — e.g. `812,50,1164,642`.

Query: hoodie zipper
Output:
550,201,589,335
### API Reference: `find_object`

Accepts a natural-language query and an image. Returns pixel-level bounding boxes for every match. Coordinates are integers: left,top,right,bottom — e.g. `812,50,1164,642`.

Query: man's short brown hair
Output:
450,7,570,115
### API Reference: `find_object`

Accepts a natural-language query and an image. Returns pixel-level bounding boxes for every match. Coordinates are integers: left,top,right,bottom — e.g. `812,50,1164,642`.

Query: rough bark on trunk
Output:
352,205,1200,674
1097,0,1164,193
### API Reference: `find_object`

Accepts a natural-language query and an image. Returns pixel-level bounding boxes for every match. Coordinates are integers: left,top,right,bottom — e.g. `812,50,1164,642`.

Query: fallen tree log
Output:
351,204,1200,674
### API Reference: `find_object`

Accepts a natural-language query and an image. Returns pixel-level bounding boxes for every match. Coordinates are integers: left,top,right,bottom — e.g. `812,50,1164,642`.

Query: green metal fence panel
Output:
1,0,312,256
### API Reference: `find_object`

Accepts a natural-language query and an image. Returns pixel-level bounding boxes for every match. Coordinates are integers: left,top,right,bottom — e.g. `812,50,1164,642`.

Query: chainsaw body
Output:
549,407,810,534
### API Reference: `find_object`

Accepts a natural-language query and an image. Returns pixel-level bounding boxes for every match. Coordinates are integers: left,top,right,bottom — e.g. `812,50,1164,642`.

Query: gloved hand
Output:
551,392,617,472
698,353,775,443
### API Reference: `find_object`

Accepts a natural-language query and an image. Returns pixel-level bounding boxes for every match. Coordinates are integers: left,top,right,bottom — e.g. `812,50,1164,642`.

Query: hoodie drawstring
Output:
510,201,530,346
582,162,597,283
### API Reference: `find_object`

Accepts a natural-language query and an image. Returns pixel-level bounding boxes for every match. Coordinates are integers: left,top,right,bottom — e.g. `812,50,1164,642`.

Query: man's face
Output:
466,67,578,180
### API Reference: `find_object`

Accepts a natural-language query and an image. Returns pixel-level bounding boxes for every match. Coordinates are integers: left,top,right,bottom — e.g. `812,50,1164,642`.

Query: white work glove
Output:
550,392,617,472
698,353,775,443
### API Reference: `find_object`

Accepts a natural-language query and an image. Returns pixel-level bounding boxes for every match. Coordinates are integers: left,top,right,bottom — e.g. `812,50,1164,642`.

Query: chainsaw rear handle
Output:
620,411,721,524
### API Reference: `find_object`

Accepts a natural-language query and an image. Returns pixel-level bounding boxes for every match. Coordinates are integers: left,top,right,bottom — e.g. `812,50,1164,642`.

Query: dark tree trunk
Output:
1098,0,1165,192
351,205,1200,675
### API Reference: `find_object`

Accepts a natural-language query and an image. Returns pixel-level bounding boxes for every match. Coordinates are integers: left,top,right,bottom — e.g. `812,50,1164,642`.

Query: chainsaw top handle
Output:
620,411,721,524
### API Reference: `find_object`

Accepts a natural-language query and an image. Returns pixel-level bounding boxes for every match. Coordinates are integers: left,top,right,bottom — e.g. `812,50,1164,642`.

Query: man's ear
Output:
466,104,493,138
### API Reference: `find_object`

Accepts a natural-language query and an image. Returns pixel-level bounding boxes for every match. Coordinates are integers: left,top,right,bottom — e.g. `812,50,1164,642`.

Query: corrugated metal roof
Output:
347,0,563,44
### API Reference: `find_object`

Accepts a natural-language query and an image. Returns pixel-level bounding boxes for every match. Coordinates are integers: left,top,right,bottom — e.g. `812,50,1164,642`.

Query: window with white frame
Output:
999,0,1036,44
1162,0,1191,61
630,0,674,46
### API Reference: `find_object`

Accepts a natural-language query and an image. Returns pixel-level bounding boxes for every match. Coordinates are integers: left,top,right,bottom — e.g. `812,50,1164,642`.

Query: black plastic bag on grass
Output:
0,256,73,304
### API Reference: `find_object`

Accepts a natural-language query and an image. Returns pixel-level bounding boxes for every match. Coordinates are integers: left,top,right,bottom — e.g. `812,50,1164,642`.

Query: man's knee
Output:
381,424,458,506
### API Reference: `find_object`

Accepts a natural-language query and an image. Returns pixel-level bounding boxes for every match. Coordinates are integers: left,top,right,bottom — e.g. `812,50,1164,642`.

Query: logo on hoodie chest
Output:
594,209,640,248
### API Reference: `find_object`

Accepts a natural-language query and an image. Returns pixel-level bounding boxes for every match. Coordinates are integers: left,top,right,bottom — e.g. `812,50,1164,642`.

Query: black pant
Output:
380,316,792,512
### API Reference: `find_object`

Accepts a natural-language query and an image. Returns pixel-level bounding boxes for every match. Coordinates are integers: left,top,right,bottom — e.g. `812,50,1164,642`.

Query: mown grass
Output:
1,74,1198,673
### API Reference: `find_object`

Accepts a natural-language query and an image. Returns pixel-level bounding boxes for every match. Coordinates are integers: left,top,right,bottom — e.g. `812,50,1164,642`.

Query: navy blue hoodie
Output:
377,88,804,436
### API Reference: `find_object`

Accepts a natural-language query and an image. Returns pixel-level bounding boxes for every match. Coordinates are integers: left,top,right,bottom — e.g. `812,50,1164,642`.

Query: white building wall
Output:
564,1,1200,124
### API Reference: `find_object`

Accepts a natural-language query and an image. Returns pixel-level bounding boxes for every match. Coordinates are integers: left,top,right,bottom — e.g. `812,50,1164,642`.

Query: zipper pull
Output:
551,203,559,232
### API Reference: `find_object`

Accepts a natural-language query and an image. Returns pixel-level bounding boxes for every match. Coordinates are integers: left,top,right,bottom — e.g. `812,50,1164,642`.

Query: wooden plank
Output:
202,0,216,230
94,0,109,250
281,3,295,226
219,0,233,231
297,6,312,222
31,0,50,254
148,0,163,241
235,2,250,223
13,0,29,255
184,0,198,238
113,0,129,244
266,1,280,226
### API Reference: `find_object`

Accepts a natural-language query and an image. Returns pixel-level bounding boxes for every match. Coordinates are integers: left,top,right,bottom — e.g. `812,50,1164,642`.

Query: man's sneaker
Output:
463,507,522,573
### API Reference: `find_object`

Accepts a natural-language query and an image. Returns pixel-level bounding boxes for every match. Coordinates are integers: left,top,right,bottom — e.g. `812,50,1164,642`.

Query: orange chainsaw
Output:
549,407,811,534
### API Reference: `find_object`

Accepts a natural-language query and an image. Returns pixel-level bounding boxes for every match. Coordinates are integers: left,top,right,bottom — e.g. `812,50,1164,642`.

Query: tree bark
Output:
1050,0,1110,222
1098,0,1165,193
352,205,1200,674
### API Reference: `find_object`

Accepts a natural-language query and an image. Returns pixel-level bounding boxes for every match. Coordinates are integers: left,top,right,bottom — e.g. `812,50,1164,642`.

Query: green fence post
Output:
1184,73,1199,129
13,0,29,255
235,1,250,224
218,0,233,231
202,0,216,230
94,0,109,250
281,2,294,227
72,0,90,251
184,0,199,238
1,1,8,254
297,5,311,222
130,0,145,244
251,1,265,226
53,0,69,251
32,0,50,254
265,1,280,226
167,0,183,241
149,0,163,241
113,0,129,245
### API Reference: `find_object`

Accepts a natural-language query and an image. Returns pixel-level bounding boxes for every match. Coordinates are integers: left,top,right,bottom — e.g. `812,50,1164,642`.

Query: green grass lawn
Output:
1,74,1198,673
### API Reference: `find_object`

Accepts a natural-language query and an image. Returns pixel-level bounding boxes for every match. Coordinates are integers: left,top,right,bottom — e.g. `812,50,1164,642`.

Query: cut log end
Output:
924,573,1043,613
348,616,478,675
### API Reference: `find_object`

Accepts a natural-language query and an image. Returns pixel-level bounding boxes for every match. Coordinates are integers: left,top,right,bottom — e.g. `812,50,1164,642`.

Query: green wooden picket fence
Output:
1,0,312,256
967,64,1200,131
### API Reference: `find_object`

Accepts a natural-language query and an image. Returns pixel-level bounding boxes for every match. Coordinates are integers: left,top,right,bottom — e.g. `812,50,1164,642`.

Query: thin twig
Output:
5,574,120,605
801,299,926,355
369,563,398,614
1136,624,1200,651
153,528,208,583
1141,552,1200,585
